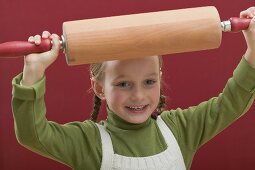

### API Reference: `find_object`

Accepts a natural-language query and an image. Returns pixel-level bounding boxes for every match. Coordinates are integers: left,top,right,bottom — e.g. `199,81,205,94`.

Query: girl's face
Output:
93,56,161,124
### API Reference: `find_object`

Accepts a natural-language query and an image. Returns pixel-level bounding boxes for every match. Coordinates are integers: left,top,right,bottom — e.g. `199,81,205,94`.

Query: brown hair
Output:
89,56,166,122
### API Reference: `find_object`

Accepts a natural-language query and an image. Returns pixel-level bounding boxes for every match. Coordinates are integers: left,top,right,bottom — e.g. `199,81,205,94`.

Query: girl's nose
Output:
130,86,145,102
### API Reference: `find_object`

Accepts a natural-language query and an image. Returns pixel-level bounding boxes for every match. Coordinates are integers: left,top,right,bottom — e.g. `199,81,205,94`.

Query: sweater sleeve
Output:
162,57,255,152
11,73,101,170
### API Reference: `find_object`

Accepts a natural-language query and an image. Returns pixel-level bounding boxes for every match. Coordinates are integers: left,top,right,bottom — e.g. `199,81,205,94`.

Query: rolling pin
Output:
0,6,251,65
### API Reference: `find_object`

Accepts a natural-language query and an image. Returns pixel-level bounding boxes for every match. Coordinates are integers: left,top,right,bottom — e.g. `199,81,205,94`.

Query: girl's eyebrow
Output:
113,72,159,81
146,73,159,77
112,74,127,81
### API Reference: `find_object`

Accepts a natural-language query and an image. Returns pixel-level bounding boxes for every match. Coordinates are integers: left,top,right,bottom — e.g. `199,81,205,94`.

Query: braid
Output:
158,90,166,112
151,89,166,119
90,95,102,122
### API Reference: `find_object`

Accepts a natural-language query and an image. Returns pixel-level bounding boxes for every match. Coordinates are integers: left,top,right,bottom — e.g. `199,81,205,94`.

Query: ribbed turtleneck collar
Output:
105,108,152,130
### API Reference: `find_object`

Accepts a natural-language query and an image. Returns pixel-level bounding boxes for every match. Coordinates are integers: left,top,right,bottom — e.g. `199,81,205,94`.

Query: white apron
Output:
96,116,186,170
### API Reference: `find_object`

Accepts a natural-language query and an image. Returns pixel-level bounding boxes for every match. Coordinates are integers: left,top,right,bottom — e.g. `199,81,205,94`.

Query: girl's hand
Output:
240,7,255,66
22,31,61,86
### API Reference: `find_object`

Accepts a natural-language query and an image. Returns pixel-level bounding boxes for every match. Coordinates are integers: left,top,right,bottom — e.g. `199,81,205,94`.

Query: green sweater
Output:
12,58,255,170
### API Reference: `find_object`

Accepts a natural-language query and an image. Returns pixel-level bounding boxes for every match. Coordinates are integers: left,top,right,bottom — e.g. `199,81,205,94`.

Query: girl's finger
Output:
240,10,253,18
248,7,255,14
42,31,51,39
34,35,41,45
50,33,60,40
50,34,61,56
250,17,255,29
28,36,34,42
240,7,255,18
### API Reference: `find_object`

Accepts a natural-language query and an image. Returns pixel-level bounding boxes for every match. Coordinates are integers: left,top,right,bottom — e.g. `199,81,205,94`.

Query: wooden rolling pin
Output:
0,6,251,65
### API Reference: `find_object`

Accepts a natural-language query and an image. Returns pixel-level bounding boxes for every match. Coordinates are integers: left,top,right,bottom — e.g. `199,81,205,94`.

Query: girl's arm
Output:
161,6,255,156
12,32,102,169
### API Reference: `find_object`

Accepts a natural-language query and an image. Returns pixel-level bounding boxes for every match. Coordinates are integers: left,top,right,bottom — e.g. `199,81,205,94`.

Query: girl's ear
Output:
90,78,105,100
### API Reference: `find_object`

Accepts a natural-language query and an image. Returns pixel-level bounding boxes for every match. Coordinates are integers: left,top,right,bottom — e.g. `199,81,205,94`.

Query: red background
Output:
1,0,255,169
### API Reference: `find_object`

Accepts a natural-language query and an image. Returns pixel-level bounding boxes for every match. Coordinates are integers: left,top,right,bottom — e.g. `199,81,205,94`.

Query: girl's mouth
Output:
125,105,148,113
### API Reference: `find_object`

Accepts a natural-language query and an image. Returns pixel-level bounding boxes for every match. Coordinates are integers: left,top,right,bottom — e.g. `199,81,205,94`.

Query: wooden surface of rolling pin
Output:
63,6,222,65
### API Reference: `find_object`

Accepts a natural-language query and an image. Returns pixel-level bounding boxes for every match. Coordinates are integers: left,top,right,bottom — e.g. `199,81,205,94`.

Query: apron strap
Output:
96,124,114,170
156,116,186,169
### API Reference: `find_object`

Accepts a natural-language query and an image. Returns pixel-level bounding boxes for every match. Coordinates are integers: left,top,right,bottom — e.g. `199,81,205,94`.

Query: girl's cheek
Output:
150,88,161,102
111,91,126,103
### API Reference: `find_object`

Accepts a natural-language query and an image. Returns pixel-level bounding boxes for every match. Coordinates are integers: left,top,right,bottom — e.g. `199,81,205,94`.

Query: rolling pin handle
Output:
221,17,251,32
0,38,65,58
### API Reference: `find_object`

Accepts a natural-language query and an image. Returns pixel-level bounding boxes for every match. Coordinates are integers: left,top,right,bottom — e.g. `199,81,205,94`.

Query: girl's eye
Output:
144,79,157,86
116,82,131,88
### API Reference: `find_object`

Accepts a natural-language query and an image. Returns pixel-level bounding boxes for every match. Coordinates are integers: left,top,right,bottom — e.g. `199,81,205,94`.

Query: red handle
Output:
230,17,251,32
0,38,52,57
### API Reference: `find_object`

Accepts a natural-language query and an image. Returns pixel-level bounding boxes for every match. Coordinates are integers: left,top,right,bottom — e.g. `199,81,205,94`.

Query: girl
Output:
12,7,255,170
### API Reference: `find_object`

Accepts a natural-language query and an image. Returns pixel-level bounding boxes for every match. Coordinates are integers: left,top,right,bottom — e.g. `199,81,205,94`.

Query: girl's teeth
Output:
128,106,145,111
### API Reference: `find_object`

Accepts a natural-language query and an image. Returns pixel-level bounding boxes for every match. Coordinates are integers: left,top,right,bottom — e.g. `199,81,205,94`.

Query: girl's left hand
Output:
241,7,255,66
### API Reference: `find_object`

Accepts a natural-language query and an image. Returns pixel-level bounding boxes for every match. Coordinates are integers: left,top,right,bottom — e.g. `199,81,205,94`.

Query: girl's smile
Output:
125,104,149,114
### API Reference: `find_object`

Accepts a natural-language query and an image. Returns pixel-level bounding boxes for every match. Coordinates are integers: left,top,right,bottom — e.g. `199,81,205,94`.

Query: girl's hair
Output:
89,56,166,122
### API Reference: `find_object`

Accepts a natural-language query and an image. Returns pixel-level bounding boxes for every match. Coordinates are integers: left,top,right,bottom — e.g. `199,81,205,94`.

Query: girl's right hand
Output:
22,31,61,86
